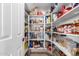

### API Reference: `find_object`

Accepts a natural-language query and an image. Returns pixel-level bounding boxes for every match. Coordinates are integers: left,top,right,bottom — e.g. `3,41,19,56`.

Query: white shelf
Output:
45,31,51,33
53,32,79,43
66,35,79,43
30,48,47,52
45,14,51,16
52,5,79,26
45,24,51,27
29,15,44,17
46,39,52,42
29,15,44,19
45,31,51,32
52,41,72,56
29,39,44,40
45,23,51,25
29,31,44,32
29,23,44,25
29,48,45,49
53,32,79,36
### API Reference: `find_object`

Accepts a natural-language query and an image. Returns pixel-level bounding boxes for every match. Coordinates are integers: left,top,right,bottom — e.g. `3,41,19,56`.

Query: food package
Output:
57,5,65,18
34,45,40,48
60,5,66,14
30,7,44,15
57,11,63,18
58,39,68,48
73,3,79,7
47,44,52,51
45,42,48,48
47,17,51,24
71,48,77,55
24,41,28,49
53,14,57,21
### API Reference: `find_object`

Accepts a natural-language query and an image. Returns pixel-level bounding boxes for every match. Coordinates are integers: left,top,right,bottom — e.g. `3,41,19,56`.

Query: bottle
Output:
40,27,44,39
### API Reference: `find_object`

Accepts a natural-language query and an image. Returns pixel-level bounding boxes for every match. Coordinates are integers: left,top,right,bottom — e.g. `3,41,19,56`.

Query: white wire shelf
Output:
45,39,52,42
29,48,45,49
29,15,44,17
53,32,79,36
28,31,44,32
29,23,44,25
52,32,79,43
29,39,44,40
52,5,79,27
52,41,72,56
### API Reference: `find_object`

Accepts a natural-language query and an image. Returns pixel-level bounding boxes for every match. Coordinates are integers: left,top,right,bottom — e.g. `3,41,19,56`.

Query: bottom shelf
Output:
29,40,44,48
30,48,47,53
52,41,72,56
29,48,45,49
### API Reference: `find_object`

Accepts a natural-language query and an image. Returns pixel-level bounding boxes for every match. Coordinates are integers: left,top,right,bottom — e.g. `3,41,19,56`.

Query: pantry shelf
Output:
29,48,45,49
53,32,79,36
29,31,44,32
45,31,51,33
45,23,51,25
29,15,44,17
52,5,79,26
29,39,44,40
29,16,44,19
52,32,79,43
66,35,79,43
55,34,79,44
46,39,52,42
29,23,44,25
28,15,45,49
52,41,72,56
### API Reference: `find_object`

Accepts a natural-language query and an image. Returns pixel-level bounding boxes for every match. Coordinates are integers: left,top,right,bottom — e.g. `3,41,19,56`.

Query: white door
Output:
0,3,12,56
0,3,24,56
11,3,24,56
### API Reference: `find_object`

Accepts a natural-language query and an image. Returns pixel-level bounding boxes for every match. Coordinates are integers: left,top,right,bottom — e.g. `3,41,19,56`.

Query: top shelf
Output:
29,15,44,20
52,5,79,27
29,15,44,17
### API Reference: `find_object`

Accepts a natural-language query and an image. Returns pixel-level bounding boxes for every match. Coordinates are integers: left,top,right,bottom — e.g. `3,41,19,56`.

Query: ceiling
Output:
25,3,53,12
25,3,71,14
